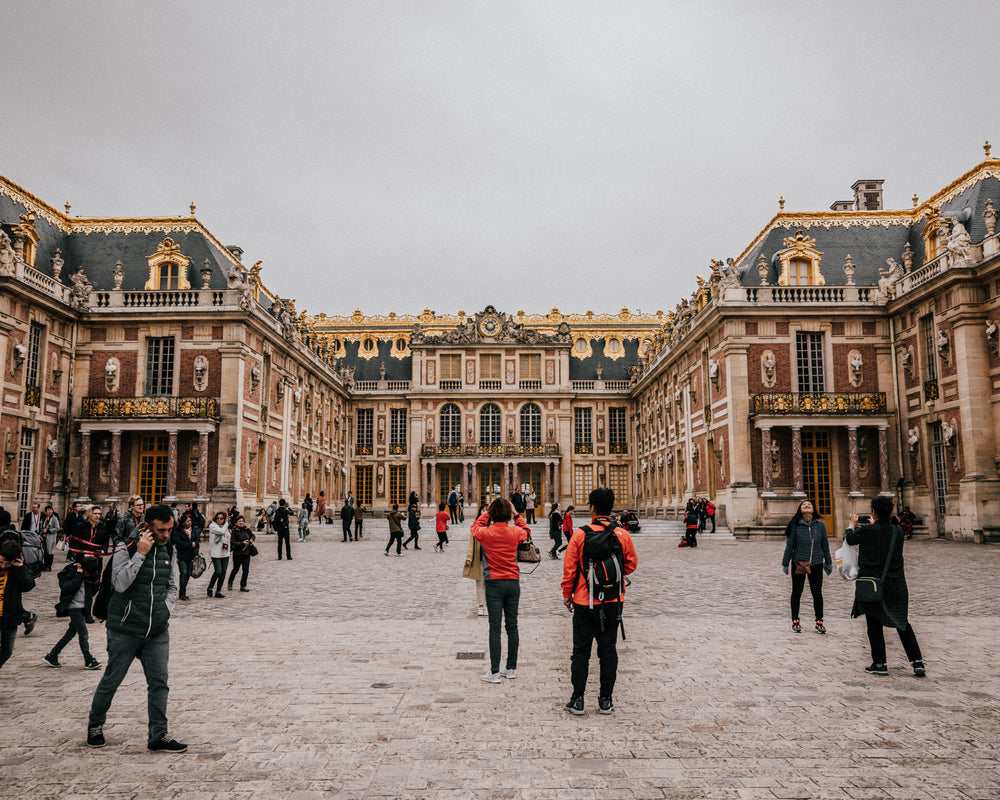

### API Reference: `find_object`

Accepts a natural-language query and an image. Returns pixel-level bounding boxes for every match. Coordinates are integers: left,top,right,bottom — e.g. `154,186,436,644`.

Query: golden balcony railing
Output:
924,380,939,402
751,392,887,416
81,396,219,419
421,443,560,458
25,384,41,408
609,442,628,455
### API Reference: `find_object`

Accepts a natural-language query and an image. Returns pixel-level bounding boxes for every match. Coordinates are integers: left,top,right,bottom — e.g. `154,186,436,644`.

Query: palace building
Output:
2,143,999,541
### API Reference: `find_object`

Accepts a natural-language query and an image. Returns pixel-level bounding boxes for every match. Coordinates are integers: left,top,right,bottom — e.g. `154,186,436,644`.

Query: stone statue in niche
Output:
426,417,434,442
709,360,720,388
506,416,515,442
947,219,972,264
377,416,385,442
377,464,385,496
987,319,999,357
941,419,956,446
249,364,261,393
547,417,555,442
936,330,950,362
984,199,997,236
848,351,864,387
907,427,919,453
104,358,120,392
875,258,904,304
761,350,776,388
193,355,209,392
900,347,913,376
770,439,781,475
597,415,605,442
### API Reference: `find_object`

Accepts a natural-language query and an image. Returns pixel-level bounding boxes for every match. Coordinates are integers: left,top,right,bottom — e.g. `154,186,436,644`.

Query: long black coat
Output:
846,520,909,630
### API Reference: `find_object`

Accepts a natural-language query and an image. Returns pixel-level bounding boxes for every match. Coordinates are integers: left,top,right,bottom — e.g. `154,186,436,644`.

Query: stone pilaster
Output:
760,426,774,496
791,426,805,497
77,431,91,502
848,426,862,497
164,430,179,503
108,429,121,502
878,426,891,496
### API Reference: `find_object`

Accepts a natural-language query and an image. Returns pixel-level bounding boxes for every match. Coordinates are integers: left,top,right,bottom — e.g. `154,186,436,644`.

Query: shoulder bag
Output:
854,526,898,603
191,552,208,579
517,535,541,563
794,527,814,574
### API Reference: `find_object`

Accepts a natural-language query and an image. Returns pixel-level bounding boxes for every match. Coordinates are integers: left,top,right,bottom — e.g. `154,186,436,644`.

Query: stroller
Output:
618,509,641,533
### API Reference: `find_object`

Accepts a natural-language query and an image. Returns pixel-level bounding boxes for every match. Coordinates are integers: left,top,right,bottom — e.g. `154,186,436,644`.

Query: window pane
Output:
519,354,540,380
440,355,462,381
520,403,541,445
480,403,501,445
145,337,175,396
480,354,500,380
440,403,461,446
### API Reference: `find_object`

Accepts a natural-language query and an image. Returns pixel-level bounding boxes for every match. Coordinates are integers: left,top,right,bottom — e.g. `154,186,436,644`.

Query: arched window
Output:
520,403,541,446
440,403,461,447
480,403,502,445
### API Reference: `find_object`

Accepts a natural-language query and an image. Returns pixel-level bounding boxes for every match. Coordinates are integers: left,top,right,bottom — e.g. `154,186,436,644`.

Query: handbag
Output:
248,543,259,557
190,553,207,579
855,527,898,603
517,537,542,563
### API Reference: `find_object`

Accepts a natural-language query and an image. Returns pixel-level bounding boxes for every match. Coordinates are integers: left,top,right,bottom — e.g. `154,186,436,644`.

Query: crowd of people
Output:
0,483,928,748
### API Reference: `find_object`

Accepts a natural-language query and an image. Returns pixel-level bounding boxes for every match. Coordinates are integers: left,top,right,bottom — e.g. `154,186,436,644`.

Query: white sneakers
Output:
481,672,502,683
499,668,516,679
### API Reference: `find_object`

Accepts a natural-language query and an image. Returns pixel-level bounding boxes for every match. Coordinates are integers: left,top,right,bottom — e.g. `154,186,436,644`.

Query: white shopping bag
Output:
834,540,859,580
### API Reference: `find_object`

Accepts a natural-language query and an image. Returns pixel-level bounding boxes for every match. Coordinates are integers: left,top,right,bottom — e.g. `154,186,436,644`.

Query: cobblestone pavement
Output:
2,519,999,799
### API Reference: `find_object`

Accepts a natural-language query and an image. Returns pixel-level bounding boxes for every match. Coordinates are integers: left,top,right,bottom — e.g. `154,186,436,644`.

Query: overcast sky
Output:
6,2,998,317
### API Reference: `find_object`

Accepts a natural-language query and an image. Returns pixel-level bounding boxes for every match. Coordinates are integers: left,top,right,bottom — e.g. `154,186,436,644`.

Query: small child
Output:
44,555,102,670
434,502,450,552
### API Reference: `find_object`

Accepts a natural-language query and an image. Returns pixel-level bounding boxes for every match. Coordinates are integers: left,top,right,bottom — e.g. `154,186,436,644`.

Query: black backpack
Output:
1,529,44,577
273,507,290,532
577,521,626,636
92,539,173,622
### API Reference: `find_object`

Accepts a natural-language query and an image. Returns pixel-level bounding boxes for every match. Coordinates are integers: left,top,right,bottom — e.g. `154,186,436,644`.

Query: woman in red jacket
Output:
471,497,530,683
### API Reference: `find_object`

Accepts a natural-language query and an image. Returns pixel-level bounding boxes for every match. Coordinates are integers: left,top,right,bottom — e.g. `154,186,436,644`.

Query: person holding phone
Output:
207,512,230,598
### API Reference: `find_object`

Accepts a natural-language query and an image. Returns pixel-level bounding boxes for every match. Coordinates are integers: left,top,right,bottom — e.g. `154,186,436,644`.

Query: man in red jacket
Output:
561,487,637,716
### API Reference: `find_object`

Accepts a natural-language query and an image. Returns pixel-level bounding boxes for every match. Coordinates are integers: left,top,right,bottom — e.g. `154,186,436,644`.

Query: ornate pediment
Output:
409,305,572,346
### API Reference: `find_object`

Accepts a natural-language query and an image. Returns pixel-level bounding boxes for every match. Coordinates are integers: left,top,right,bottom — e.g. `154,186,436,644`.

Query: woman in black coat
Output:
846,495,925,677
781,499,832,634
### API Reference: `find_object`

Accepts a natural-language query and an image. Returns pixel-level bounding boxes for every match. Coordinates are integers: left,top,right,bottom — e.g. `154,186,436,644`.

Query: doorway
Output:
518,464,543,502
801,429,834,534
478,464,503,506
438,464,463,506
138,434,169,504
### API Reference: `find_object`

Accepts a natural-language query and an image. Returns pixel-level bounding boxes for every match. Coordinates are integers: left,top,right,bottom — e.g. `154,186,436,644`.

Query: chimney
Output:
227,245,244,261
830,200,854,212
851,179,884,211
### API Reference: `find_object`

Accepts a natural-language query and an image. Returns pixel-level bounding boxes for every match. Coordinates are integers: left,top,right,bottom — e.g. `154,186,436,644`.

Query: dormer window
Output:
776,231,825,287
145,237,191,291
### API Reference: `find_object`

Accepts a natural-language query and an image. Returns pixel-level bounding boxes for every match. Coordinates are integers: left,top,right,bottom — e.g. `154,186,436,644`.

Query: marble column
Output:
164,430,179,502
430,463,437,506
460,462,469,507
542,462,550,508
108,430,122,502
847,426,862,497
791,426,805,497
470,463,479,507
196,430,209,501
760,427,774,496
77,431,92,502
553,460,560,504
878,426,891,495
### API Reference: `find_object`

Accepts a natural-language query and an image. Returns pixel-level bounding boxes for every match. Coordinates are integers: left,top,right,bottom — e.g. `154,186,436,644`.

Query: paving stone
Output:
1,528,998,799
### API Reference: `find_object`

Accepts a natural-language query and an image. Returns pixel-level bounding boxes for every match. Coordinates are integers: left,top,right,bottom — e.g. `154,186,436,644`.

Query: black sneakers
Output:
148,736,188,753
564,695,585,716
912,660,926,677
865,663,889,676
84,659,102,670
24,612,37,636
815,620,826,634
87,725,105,748
792,619,802,633
597,696,614,714
43,652,61,668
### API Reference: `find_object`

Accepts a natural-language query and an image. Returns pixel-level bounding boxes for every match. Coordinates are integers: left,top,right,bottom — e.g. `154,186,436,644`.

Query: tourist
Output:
274,499,292,560
41,504,60,571
0,532,35,671
207,511,230,598
548,502,563,559
171,515,199,600
434,501,449,552
340,500,355,542
43,555,102,670
354,503,365,539
384,504,405,556
781,499,832,634
227,515,255,592
403,495,421,550
297,504,309,542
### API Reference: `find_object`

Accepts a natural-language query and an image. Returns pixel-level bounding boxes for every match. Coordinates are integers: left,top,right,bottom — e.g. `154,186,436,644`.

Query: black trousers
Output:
276,530,292,559
570,603,620,698
228,554,251,587
866,616,922,664
342,520,353,541
385,531,403,554
790,568,824,621
403,528,419,548
449,506,459,523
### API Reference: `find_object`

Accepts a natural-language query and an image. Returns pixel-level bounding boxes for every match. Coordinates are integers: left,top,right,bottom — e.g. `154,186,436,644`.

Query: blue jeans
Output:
89,628,170,741
484,580,520,674
208,557,229,593
177,558,193,597
51,608,94,663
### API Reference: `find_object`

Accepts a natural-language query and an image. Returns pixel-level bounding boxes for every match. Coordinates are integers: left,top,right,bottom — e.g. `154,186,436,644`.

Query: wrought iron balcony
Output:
81,396,219,419
421,442,560,458
924,380,939,402
25,384,41,408
751,392,887,416
574,442,594,454
355,443,373,456
609,442,628,455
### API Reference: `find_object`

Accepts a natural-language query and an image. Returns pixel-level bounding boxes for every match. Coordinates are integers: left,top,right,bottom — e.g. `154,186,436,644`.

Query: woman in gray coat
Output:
781,499,832,634
846,496,925,677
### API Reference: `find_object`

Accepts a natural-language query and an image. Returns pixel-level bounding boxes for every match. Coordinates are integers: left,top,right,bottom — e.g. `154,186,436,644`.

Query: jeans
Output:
385,531,403,554
355,519,363,538
571,602,620,698
89,628,170,742
403,528,419,548
449,506,459,524
177,558,192,597
526,508,535,524
866,616,922,664
51,608,94,662
0,626,17,670
484,579,520,674
342,521,353,541
790,568,824,620
208,557,229,593
277,530,292,558
228,554,251,587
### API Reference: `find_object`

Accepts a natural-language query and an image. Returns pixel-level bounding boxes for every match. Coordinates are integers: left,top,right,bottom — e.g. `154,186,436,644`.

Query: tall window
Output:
520,403,541,445
788,258,811,286
480,353,501,389
355,465,373,505
574,407,593,454
795,332,824,393
519,354,541,389
920,316,937,382
390,408,407,454
480,403,502,445
145,337,175,396
138,434,169,504
157,262,180,290
16,428,35,518
389,465,407,505
356,408,373,454
440,403,461,447
25,323,43,407
439,354,462,389
574,464,594,505
609,407,627,454
608,464,628,504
